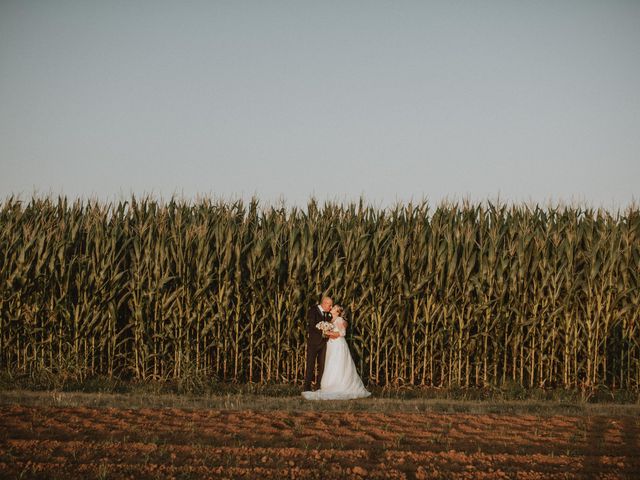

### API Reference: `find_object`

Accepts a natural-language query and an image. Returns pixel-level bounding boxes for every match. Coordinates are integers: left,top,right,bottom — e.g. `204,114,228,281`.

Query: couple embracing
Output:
302,296,371,400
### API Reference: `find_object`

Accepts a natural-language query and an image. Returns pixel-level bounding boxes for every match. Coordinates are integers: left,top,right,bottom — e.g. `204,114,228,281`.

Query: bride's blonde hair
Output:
334,305,345,317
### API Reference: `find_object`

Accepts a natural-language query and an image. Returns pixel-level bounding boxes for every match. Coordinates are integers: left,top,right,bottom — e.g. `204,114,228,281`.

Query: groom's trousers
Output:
304,341,327,390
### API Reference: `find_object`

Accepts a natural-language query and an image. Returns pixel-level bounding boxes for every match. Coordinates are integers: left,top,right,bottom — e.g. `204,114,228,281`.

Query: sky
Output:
1,1,639,211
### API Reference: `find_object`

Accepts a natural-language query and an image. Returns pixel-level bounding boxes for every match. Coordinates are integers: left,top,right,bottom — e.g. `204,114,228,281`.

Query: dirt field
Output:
1,401,639,479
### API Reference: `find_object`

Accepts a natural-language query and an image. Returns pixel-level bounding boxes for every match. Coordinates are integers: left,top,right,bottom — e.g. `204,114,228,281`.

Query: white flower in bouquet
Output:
315,321,334,336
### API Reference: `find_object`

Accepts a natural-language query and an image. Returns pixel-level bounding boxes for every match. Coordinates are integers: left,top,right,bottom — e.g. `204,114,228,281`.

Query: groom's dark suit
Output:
303,304,331,391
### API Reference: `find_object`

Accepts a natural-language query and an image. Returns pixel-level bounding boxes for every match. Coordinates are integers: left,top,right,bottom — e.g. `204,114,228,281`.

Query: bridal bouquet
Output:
315,321,334,337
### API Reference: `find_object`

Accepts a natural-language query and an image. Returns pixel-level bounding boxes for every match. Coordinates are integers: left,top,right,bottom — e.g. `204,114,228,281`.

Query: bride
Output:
302,305,371,400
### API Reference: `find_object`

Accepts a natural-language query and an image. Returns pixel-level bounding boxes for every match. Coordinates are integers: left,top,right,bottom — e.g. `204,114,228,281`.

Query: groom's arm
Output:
306,307,316,331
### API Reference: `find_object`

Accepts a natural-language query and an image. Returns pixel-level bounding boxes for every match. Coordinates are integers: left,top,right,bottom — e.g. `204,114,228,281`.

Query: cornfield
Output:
1,195,638,390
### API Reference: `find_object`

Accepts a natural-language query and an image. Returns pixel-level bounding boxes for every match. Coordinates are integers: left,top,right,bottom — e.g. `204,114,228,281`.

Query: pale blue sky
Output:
1,1,639,210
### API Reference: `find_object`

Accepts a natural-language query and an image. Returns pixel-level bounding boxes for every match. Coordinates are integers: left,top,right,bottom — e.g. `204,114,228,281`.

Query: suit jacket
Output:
307,305,331,347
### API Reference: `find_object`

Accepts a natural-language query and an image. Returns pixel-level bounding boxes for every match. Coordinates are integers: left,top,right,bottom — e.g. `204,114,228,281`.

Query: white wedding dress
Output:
302,317,371,400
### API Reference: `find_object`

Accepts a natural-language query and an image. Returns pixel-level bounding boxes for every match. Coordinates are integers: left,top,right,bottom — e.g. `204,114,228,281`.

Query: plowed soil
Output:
1,404,638,479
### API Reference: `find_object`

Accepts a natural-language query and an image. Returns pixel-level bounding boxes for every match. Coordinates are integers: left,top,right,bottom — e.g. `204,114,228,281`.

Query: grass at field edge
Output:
1,388,639,417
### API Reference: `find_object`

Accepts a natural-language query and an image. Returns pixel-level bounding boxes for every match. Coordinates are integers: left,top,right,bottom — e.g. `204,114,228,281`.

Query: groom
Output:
303,295,339,392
